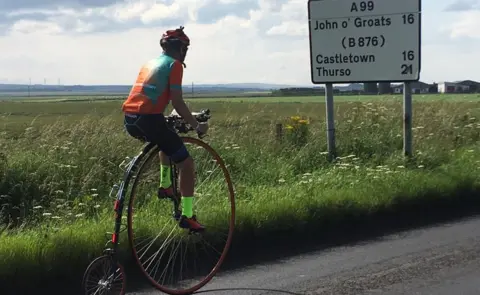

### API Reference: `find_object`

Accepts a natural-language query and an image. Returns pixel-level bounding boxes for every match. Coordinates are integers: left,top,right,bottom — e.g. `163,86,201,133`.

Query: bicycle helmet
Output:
160,26,190,66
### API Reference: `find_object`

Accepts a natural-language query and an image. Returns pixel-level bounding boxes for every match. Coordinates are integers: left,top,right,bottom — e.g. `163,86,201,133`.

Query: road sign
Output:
308,0,422,84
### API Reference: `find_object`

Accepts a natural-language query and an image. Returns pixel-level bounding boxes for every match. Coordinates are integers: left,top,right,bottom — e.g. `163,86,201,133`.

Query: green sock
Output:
181,196,194,218
160,165,171,188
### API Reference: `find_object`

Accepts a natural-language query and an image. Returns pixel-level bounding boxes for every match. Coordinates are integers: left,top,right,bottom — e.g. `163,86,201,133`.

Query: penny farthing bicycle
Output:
82,109,235,295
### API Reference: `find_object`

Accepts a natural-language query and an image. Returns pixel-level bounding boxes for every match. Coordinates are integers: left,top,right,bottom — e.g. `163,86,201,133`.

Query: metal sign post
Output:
403,82,413,156
308,0,422,158
325,83,336,159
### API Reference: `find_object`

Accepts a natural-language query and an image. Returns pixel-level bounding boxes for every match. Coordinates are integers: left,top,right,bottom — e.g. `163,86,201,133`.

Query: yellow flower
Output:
285,125,294,130
290,116,301,121
298,119,309,125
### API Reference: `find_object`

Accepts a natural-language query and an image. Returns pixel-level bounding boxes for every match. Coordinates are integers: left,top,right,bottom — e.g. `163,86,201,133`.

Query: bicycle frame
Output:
102,142,157,280
102,140,186,283
95,109,212,289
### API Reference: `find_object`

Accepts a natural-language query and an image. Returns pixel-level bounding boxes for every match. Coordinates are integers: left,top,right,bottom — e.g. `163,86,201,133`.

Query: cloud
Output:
0,0,266,34
0,0,126,11
195,0,258,24
447,11,480,39
0,1,188,34
444,0,480,11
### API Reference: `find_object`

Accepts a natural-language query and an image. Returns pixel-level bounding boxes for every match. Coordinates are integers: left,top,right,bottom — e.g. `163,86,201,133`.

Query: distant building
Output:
454,80,480,93
334,83,363,92
364,82,378,94
438,82,470,93
378,82,392,94
392,81,431,94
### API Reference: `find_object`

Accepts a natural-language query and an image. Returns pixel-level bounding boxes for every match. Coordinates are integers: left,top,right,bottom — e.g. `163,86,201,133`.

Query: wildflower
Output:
43,212,52,217
298,119,309,125
418,165,425,168
33,206,43,210
285,125,294,130
278,179,286,183
92,194,99,197
291,116,301,121
94,204,100,209
75,213,85,218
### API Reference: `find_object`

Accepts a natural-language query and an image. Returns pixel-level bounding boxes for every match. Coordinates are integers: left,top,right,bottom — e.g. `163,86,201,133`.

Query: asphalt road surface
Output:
128,215,480,295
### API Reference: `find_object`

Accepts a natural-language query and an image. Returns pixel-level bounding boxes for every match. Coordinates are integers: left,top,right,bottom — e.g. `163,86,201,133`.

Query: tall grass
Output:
0,99,479,226
0,98,479,293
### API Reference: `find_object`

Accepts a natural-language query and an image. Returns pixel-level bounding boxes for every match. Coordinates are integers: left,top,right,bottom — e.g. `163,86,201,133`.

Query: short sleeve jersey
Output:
122,54,183,114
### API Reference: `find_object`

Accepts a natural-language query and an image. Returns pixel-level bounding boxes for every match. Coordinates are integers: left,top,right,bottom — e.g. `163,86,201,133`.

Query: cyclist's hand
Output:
196,122,209,135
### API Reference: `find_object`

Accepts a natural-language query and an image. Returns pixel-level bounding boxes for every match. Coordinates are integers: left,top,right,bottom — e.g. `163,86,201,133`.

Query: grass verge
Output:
1,148,479,294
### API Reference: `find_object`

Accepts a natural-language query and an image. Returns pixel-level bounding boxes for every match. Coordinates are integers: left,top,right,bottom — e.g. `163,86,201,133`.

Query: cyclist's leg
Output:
159,151,173,194
124,114,174,196
135,114,204,231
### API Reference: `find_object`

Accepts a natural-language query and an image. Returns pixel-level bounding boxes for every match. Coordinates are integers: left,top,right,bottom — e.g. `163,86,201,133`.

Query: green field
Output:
0,94,479,293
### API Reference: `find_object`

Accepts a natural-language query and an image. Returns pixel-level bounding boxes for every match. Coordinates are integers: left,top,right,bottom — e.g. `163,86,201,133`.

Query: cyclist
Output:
121,26,207,231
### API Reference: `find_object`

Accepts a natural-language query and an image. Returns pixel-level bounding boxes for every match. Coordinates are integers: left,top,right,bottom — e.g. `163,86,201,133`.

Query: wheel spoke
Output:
127,138,235,294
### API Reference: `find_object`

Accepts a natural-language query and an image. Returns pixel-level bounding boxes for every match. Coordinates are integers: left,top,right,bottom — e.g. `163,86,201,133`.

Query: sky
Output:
0,0,479,86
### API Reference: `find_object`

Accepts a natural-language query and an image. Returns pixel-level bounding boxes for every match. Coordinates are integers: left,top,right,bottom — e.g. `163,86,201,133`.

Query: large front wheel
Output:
127,137,235,295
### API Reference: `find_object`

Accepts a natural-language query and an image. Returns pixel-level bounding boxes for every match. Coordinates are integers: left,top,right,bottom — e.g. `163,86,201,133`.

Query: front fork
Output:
102,155,140,283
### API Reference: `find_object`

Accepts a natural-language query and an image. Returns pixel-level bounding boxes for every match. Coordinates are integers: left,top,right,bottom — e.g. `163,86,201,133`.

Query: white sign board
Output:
308,0,421,84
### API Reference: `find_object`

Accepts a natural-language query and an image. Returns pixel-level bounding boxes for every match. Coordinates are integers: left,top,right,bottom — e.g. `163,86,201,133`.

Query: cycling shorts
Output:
124,113,190,164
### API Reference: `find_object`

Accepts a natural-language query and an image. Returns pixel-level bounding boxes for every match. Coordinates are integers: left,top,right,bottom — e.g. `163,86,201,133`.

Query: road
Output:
128,215,480,295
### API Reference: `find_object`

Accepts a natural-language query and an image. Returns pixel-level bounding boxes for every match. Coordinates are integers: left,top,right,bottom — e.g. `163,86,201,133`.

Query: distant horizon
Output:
0,80,454,87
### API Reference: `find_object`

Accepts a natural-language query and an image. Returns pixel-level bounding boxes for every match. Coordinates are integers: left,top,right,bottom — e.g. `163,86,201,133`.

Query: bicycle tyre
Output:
82,255,126,295
127,136,235,295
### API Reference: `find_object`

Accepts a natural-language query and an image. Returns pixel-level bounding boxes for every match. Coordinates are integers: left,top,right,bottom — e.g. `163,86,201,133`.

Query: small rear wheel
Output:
82,255,126,295
127,137,235,295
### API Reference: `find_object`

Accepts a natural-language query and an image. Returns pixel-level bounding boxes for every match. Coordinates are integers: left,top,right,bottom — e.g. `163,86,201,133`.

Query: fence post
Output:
275,123,283,142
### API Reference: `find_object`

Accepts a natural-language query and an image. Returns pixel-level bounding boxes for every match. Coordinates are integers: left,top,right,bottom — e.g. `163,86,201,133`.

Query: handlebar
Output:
165,108,211,138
